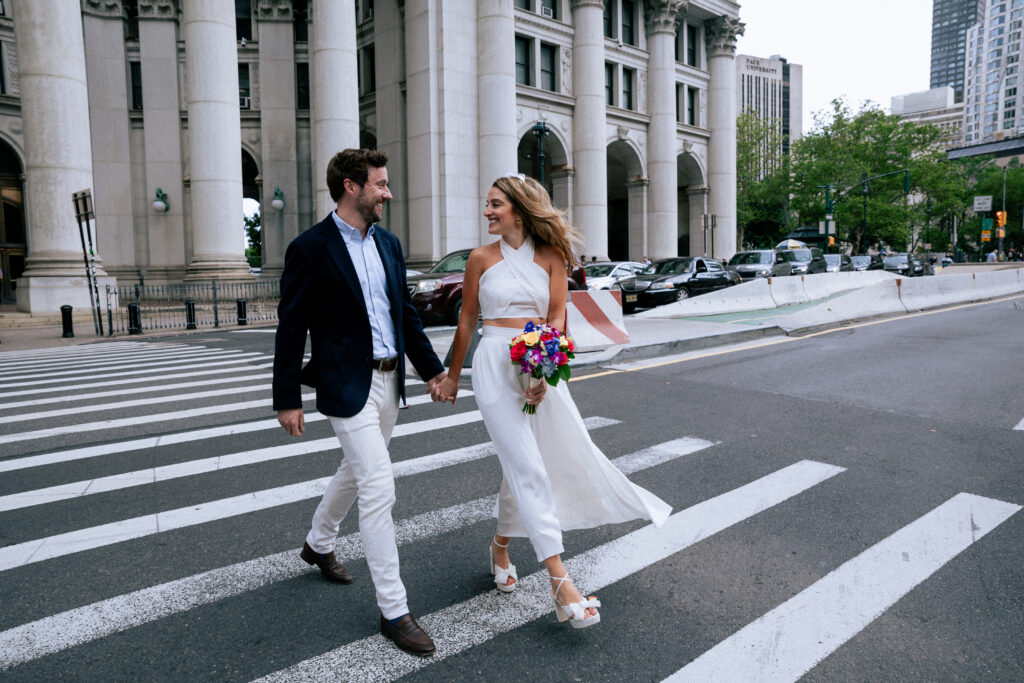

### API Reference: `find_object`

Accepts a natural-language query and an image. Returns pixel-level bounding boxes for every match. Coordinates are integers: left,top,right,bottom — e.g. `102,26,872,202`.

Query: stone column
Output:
256,0,299,281
404,0,440,264
375,0,409,246
311,0,359,214
139,0,188,284
181,0,252,279
646,2,683,260
477,0,517,243
82,0,139,283
705,15,743,260
687,184,708,256
626,178,649,260
12,0,114,313
571,0,608,260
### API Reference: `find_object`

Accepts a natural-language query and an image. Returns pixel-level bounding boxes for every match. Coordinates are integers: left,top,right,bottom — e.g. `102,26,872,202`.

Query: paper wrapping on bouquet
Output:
566,290,629,352
518,374,544,415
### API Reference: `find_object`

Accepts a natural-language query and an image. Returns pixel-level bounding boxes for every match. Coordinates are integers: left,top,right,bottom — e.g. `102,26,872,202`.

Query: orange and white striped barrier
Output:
566,290,630,352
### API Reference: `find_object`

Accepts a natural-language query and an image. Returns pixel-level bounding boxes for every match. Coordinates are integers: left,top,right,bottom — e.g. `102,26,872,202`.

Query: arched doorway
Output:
241,149,260,268
516,124,569,204
0,139,25,304
606,139,643,261
677,150,705,256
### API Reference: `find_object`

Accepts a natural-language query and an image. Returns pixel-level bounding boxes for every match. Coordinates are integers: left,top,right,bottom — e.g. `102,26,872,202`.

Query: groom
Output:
273,148,447,657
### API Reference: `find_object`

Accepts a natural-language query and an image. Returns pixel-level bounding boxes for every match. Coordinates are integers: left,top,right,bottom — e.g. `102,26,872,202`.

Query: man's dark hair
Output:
326,148,388,201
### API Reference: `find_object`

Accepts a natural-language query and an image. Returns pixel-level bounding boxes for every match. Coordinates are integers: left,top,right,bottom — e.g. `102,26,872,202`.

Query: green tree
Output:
736,110,792,249
244,211,261,269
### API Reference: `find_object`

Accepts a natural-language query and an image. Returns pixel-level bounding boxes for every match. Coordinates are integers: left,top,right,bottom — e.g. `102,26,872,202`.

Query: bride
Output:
434,174,670,629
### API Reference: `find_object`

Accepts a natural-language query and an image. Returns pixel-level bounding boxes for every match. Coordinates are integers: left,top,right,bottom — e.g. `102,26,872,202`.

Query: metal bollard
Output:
236,298,248,326
185,300,197,330
127,302,142,335
60,305,75,338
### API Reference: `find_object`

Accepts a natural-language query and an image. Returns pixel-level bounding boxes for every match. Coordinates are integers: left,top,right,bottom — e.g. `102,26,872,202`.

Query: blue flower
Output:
524,321,536,332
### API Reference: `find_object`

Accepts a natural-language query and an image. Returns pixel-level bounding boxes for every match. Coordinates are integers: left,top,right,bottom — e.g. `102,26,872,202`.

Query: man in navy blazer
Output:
273,148,446,657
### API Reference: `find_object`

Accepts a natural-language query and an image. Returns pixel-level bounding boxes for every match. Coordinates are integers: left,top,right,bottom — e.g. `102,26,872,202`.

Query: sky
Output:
735,0,934,132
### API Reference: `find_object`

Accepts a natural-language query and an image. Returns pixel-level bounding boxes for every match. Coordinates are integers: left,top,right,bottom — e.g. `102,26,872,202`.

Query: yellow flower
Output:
559,336,569,348
522,331,540,346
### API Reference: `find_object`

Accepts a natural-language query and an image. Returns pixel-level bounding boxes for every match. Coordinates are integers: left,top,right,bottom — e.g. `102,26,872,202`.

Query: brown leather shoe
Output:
300,542,353,584
380,612,436,657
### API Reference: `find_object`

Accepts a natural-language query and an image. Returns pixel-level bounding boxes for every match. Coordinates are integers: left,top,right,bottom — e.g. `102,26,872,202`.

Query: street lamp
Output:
152,188,169,212
270,186,285,211
531,121,549,186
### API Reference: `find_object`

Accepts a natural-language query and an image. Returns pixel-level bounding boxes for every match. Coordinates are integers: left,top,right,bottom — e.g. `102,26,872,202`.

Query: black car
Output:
726,250,792,280
882,253,925,277
824,253,855,272
781,247,827,275
850,254,884,271
617,257,739,313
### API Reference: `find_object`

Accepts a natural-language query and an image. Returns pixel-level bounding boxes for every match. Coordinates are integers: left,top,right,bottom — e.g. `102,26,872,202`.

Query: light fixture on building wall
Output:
152,188,169,212
270,186,285,211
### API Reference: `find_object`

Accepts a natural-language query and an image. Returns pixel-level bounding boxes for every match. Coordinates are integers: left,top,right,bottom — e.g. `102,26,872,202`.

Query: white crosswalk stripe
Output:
0,339,1018,680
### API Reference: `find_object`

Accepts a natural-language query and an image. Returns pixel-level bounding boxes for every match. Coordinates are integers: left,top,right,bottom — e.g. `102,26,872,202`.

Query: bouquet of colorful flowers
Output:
509,321,575,414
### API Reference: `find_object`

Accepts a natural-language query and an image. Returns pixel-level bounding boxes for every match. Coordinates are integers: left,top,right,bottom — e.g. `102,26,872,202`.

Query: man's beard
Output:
356,191,382,226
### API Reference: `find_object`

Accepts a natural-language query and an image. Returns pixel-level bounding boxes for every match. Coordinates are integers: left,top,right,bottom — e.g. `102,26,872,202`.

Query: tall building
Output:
963,0,1024,144
0,0,743,314
735,53,802,176
891,86,965,149
930,0,982,103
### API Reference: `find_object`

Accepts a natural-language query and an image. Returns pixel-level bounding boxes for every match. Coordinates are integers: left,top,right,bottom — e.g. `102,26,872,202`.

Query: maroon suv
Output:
407,248,587,326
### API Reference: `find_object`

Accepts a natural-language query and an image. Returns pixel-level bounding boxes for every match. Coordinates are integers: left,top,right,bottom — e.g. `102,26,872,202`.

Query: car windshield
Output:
729,251,771,265
824,254,840,265
429,251,469,274
584,264,616,277
651,259,692,275
883,255,907,265
783,249,812,263
850,256,870,265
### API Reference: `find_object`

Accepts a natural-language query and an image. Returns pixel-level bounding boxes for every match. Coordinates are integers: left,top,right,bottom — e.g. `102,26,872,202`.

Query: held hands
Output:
277,408,305,436
427,371,459,405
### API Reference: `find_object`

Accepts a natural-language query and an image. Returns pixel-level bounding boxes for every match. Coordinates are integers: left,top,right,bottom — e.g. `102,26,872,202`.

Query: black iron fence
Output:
104,280,280,336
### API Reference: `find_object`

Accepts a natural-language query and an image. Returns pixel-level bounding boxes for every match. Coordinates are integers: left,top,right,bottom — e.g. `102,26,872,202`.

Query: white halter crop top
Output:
478,236,550,320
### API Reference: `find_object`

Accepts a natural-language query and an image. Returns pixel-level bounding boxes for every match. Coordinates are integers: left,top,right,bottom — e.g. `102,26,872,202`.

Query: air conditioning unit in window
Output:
541,6,554,18
240,96,251,110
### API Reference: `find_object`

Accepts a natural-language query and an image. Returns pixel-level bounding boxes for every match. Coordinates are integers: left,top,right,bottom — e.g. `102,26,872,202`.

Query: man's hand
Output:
278,408,305,436
427,371,457,405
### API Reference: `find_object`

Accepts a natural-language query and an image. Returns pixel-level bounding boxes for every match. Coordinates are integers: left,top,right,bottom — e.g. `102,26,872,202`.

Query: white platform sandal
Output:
489,538,517,593
550,574,601,629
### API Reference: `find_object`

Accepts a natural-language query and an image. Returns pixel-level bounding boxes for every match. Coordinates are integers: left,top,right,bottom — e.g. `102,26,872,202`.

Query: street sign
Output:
997,228,1005,238
973,195,993,212
982,217,994,229
981,230,992,242
818,220,836,235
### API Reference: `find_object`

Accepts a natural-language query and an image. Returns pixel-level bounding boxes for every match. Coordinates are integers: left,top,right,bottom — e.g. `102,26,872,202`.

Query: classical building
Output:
735,53,801,176
930,0,982,104
963,0,1024,145
0,0,742,314
891,86,965,149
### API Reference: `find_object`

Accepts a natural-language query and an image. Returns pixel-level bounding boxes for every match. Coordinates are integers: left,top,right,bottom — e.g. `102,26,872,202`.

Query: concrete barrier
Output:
636,277,775,318
767,276,810,306
801,271,898,299
566,290,630,352
772,279,908,332
897,272,978,311
974,267,1024,298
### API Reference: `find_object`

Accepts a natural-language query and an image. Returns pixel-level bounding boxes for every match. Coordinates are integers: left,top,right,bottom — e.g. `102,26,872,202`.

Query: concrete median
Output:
801,271,898,299
767,275,810,306
636,278,776,318
772,279,909,332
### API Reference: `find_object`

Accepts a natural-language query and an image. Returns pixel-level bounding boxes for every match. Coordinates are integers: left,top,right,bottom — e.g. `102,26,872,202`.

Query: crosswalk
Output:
0,339,1019,681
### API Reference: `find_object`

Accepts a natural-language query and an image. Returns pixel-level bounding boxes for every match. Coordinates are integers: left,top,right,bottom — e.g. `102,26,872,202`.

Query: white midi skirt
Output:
472,326,672,561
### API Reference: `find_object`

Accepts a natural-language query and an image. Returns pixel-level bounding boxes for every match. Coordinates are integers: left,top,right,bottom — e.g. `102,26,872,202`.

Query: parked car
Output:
781,247,827,275
407,248,586,325
882,253,925,277
584,261,646,290
616,257,738,313
850,254,884,271
823,253,855,273
726,250,792,280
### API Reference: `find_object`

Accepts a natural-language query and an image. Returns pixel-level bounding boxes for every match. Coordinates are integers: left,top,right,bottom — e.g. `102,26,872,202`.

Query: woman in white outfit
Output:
435,175,671,629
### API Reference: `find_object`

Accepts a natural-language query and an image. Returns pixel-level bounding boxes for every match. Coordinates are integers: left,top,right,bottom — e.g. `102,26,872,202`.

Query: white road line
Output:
255,459,846,682
0,342,178,360
0,373,275,410
0,353,267,389
1014,416,1024,430
0,355,274,391
232,329,278,333
0,345,210,372
0,401,483,512
0,415,613,571
0,350,259,383
665,492,1021,683
0,392,316,447
0,431,699,670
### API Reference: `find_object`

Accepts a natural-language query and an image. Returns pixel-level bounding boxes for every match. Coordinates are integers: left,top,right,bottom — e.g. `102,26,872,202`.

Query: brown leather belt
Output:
372,357,399,372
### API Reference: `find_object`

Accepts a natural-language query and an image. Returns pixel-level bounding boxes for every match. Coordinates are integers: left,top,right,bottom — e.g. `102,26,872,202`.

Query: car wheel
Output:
675,287,689,301
449,298,462,326
623,304,636,315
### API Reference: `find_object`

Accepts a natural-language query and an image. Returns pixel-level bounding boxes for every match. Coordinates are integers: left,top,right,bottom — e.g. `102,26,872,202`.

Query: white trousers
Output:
306,368,407,619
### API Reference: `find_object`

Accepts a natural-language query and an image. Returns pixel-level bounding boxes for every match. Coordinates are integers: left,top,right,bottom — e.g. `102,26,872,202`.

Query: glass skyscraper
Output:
931,0,984,102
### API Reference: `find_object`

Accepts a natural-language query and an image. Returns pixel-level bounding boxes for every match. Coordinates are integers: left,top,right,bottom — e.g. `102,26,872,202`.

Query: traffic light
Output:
828,236,835,246
995,210,1007,227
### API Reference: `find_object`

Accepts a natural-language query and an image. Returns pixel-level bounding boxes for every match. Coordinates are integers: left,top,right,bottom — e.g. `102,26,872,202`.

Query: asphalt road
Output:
0,297,1021,682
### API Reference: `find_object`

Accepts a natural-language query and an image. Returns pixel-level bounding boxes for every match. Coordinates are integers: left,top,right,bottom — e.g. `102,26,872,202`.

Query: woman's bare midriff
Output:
483,317,545,329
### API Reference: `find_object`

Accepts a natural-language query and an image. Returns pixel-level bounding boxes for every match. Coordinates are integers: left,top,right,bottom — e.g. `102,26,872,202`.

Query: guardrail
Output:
104,281,279,336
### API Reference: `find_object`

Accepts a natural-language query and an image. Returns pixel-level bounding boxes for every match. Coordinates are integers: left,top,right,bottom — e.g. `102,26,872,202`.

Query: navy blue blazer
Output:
272,214,444,418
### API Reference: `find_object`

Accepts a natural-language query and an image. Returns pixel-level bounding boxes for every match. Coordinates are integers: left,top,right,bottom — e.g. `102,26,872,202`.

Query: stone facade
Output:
0,0,741,312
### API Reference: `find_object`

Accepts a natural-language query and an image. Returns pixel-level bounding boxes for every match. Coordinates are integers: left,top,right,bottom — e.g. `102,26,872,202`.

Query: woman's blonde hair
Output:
492,175,583,267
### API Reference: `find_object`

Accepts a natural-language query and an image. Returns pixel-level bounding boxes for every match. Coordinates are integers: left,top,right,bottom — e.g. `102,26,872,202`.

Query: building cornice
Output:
81,0,123,19
138,0,178,20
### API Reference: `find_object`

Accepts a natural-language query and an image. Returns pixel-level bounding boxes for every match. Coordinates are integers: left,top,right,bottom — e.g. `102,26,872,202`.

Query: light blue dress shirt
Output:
332,212,397,359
